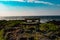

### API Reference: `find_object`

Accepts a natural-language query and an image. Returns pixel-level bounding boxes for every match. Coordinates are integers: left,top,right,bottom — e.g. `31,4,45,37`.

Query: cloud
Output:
13,0,55,5
27,0,34,2
0,3,60,16
16,0,55,5
0,0,60,16
16,0,60,6
34,1,54,5
0,0,59,6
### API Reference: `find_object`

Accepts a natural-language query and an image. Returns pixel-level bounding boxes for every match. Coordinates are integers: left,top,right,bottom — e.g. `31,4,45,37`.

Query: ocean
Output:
0,16,60,23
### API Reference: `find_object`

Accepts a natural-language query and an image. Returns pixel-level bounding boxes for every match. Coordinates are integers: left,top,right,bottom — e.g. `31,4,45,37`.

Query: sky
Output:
0,0,60,16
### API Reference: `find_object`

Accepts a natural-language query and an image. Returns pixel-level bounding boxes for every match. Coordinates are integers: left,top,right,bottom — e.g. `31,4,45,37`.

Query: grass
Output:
0,29,4,40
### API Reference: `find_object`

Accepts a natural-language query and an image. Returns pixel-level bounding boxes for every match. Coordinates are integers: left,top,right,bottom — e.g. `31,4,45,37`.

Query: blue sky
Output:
0,0,60,16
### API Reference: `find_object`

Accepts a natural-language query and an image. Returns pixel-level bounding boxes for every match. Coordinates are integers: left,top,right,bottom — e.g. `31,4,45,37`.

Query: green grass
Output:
0,20,60,40
0,29,4,40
